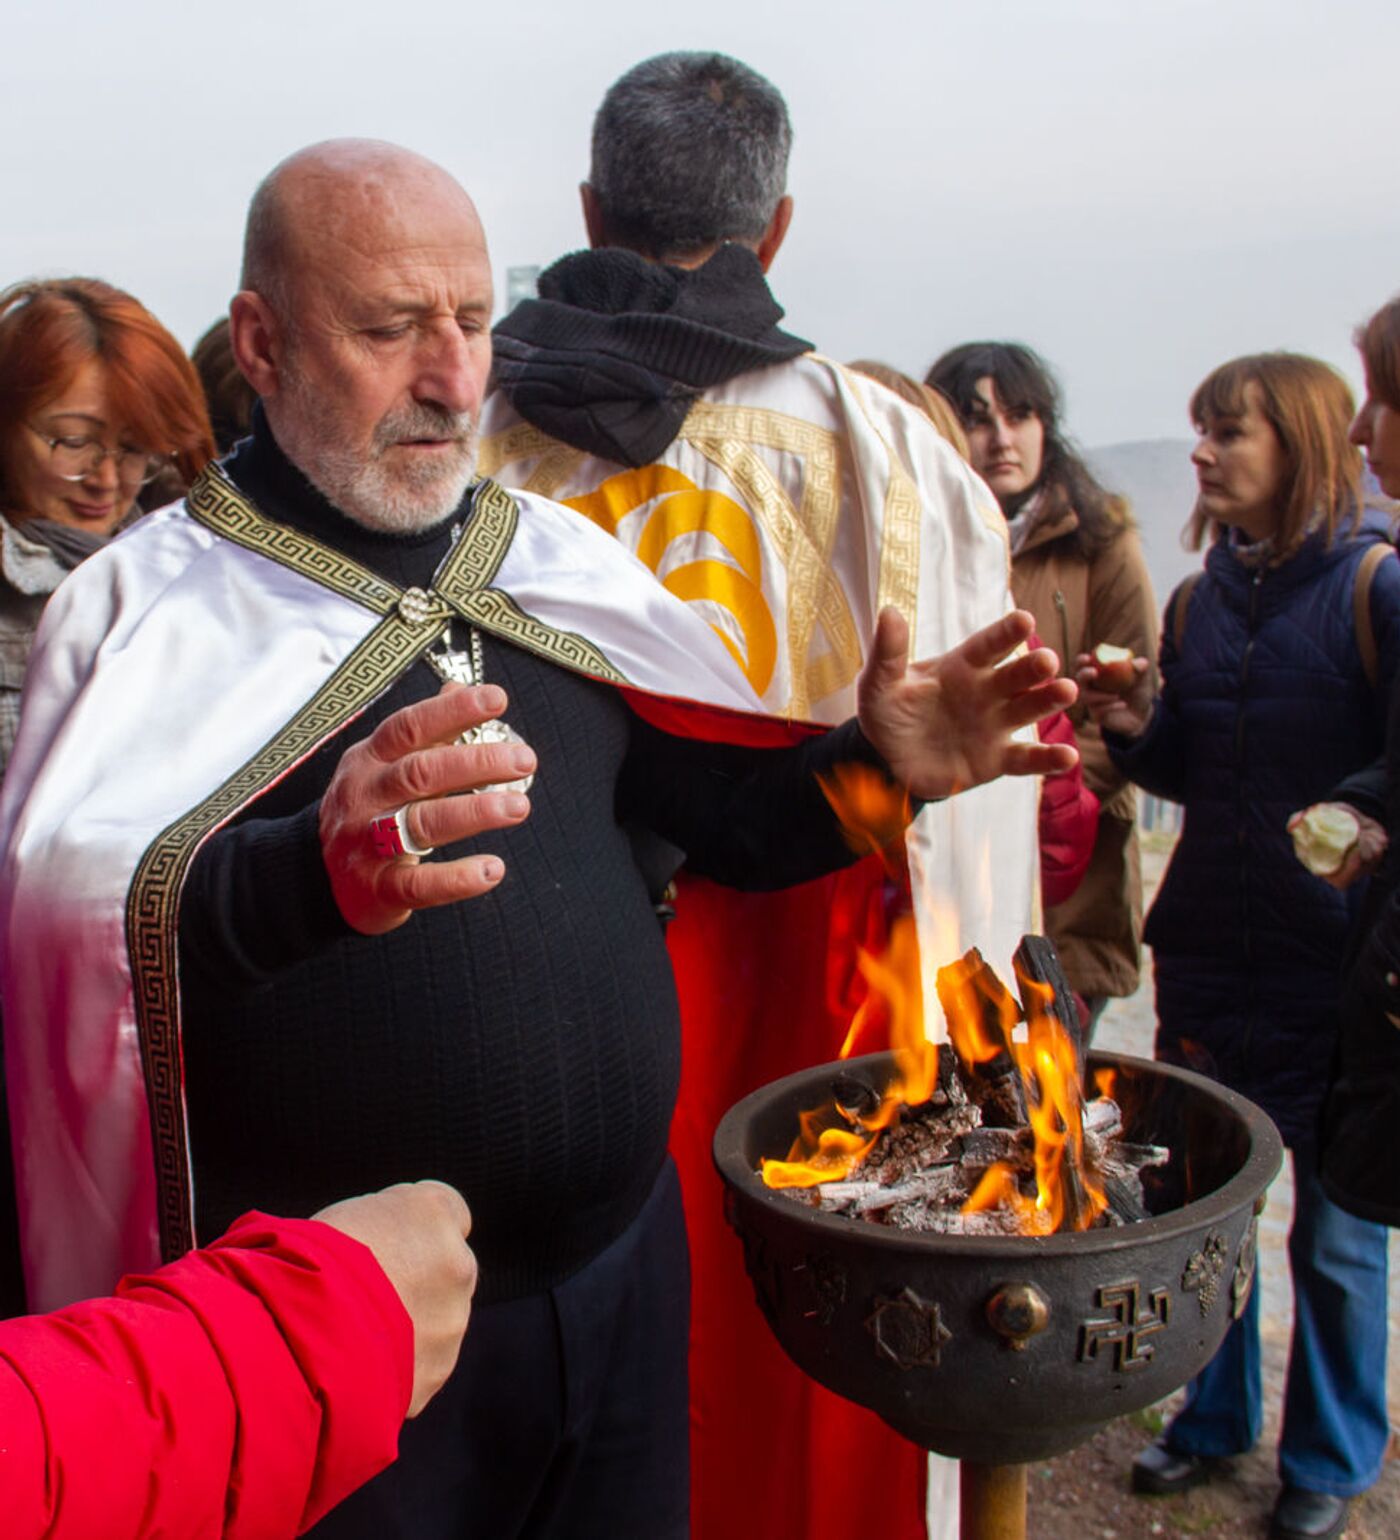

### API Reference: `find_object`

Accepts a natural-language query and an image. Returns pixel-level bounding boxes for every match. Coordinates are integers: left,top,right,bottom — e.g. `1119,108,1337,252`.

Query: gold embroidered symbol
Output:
563,466,777,699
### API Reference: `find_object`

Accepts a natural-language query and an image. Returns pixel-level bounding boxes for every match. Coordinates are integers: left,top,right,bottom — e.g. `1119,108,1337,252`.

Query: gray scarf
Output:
15,517,114,571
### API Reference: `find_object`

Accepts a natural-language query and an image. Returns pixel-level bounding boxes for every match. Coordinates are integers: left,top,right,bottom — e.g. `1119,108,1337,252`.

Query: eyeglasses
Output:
27,428,171,487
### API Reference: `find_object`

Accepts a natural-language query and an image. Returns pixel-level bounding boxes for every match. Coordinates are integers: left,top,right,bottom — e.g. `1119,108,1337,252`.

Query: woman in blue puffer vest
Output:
1078,353,1399,1540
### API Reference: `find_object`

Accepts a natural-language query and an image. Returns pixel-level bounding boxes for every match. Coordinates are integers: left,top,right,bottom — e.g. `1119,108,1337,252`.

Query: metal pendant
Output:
461,717,535,794
424,623,533,792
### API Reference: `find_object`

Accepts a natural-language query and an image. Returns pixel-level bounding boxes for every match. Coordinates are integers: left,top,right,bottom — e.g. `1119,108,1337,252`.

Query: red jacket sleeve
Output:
1038,708,1100,908
0,1212,412,1539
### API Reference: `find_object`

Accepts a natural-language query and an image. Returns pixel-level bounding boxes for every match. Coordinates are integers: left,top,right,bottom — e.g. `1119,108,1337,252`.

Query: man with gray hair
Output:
584,48,792,263
479,51,1037,1539
2,137,1070,1538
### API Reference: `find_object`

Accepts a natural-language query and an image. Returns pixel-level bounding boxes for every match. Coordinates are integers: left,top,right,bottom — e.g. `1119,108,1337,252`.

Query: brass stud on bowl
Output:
986,1283,1051,1350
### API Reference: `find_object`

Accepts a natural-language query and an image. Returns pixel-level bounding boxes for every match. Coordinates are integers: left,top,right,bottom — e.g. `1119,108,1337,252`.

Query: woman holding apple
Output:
1080,351,1398,1540
926,342,1157,1033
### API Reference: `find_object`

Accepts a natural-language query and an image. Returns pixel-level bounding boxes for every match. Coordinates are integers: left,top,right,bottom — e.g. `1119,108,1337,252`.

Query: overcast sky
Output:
4,0,1398,446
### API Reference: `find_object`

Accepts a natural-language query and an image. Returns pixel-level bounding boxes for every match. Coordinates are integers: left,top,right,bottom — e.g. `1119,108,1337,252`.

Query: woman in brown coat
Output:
927,341,1157,1028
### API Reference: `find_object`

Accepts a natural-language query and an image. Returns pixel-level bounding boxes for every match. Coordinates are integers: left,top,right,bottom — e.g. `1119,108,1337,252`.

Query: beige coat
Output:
1011,497,1159,997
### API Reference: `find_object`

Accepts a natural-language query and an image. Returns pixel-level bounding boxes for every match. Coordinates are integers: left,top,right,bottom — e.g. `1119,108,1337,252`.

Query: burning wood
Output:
763,937,1169,1236
1013,935,1084,1080
932,948,1026,1128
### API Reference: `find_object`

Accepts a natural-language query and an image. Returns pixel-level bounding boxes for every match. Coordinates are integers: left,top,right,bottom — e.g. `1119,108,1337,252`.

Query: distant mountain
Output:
1085,438,1200,611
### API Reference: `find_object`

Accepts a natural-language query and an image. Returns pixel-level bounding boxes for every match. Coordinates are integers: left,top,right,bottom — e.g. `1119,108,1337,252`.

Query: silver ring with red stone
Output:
369,805,434,859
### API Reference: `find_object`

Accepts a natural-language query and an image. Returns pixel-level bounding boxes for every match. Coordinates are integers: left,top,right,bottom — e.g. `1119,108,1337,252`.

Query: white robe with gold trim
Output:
481,354,1040,1006
0,477,763,1312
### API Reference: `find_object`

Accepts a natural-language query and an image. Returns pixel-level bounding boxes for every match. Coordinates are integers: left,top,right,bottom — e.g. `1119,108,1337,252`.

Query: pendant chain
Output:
422,621,535,794
424,622,485,689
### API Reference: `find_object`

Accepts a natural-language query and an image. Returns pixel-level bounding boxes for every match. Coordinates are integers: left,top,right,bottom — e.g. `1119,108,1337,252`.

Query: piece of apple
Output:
1291,804,1361,876
1092,643,1138,692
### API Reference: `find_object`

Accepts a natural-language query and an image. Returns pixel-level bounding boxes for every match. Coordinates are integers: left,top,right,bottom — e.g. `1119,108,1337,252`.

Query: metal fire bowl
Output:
714,1049,1282,1464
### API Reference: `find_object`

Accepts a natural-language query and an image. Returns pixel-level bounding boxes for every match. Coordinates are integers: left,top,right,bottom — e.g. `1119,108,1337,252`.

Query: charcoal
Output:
1056,1156,1094,1233
933,1042,969,1108
1083,1098,1123,1140
831,1074,881,1126
814,1168,967,1216
956,1126,1030,1168
809,1180,888,1211
859,1169,966,1214
858,1100,977,1183
1013,934,1085,1081
1102,1170,1150,1223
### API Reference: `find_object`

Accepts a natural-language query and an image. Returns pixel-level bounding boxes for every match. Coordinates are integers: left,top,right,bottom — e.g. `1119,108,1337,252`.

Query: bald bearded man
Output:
0,140,1074,1538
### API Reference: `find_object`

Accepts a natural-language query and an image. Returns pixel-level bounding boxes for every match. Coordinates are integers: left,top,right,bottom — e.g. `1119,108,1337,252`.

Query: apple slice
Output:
1291,804,1360,877
1092,643,1137,692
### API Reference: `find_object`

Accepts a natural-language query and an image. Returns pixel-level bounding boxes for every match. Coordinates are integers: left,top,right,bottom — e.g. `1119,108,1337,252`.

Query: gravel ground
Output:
1020,832,1400,1538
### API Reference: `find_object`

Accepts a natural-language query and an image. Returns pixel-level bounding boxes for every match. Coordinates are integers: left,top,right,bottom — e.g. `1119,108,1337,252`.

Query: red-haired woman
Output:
1079,353,1396,1540
0,278,214,1317
0,278,215,776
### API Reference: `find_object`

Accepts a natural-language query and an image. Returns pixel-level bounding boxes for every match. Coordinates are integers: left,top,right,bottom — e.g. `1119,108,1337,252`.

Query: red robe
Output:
646,690,1094,1540
620,687,928,1536
671,866,932,1540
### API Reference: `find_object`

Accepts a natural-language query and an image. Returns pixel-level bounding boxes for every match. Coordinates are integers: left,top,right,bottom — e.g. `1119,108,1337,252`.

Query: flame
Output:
760,934,1110,1232
939,950,1020,1068
761,764,1107,1235
961,972,1108,1233
762,1124,877,1189
816,763,912,874
759,914,933,1188
963,1162,1047,1233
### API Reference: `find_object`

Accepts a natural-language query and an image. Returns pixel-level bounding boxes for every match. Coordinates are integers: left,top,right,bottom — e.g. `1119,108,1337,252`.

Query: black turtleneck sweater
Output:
177,419,890,1303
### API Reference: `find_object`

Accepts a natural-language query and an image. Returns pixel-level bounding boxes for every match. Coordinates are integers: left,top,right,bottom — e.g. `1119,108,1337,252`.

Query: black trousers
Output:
308,1159,691,1539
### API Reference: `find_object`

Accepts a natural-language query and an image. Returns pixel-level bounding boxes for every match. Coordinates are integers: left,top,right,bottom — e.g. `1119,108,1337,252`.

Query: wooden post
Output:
959,1460,1028,1540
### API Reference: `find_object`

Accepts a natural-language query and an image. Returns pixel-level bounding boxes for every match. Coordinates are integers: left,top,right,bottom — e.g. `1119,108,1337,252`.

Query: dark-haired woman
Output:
1080,352,1395,1540
927,342,1156,1028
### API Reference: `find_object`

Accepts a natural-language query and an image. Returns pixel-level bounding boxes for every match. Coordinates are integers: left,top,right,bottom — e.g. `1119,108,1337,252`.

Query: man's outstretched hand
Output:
856,607,1078,800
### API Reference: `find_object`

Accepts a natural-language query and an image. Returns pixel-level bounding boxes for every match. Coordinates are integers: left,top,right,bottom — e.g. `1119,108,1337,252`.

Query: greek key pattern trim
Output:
833,362,922,631
186,466,521,619
127,612,444,1261
456,587,626,683
135,470,618,1255
186,465,401,614
478,424,587,500
437,478,519,598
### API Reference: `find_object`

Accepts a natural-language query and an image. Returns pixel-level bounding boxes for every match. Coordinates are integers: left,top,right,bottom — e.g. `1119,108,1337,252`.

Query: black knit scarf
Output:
491,244,811,467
